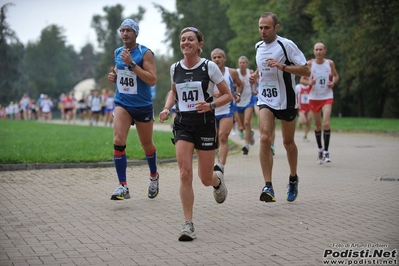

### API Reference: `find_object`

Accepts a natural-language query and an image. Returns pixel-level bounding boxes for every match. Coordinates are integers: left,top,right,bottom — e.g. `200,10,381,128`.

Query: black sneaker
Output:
147,174,159,199
242,146,249,155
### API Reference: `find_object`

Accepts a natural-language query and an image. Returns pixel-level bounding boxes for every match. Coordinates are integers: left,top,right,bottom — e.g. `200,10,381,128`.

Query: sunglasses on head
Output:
181,27,199,33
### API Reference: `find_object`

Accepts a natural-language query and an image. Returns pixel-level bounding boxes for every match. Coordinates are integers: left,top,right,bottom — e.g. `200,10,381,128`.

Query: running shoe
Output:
303,136,309,142
242,146,249,155
259,186,276,202
213,171,228,203
271,145,275,156
287,176,299,202
178,221,197,241
110,185,130,200
317,149,324,164
250,130,255,145
147,174,159,199
323,151,331,163
239,130,244,139
213,163,224,174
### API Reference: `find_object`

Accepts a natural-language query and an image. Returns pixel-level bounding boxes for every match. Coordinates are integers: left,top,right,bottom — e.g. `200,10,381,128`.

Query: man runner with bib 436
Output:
249,12,310,204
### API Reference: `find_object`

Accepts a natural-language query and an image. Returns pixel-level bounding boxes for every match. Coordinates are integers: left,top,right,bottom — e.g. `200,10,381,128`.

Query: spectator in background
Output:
71,93,77,124
0,104,5,119
13,101,20,120
78,95,87,122
58,93,66,121
104,90,115,127
6,101,14,120
40,94,53,121
87,90,94,124
89,90,102,126
30,99,38,120
62,93,75,123
37,94,44,121
20,93,31,120
101,88,108,121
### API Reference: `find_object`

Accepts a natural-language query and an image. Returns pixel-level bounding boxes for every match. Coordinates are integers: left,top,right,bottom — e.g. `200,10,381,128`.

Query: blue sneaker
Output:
287,176,299,202
260,186,276,202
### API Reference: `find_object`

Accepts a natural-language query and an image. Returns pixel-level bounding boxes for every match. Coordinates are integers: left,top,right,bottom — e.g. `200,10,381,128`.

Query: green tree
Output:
221,0,314,69
306,0,399,117
156,0,235,65
277,0,315,59
0,3,27,105
24,25,76,100
219,0,261,69
152,54,174,113
74,43,98,82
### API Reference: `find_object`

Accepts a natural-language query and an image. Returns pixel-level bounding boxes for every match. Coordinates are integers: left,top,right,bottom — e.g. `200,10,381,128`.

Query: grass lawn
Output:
0,117,398,164
251,116,399,133
0,120,175,164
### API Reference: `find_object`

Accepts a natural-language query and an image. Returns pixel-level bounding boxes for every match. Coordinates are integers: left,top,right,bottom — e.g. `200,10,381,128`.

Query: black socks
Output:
289,175,298,182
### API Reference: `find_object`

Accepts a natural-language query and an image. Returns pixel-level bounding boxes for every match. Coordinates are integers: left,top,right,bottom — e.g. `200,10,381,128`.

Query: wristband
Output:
282,65,286,72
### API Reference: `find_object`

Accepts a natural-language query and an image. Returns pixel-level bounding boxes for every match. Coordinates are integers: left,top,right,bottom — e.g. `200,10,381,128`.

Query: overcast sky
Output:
3,0,176,55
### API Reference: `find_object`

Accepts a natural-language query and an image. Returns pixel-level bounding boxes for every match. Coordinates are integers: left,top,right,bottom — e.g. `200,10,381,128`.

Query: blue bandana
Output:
120,19,139,36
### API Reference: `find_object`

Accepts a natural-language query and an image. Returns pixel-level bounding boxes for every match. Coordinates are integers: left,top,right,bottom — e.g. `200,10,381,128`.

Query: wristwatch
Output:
210,102,217,110
236,93,241,97
128,61,137,70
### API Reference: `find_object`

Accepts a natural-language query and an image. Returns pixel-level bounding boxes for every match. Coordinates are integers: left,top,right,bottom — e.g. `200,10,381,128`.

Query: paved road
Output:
1,122,398,266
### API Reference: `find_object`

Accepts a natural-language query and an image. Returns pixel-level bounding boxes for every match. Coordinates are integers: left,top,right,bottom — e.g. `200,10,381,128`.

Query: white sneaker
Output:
323,151,331,163
178,221,197,241
147,174,159,199
110,185,130,200
317,149,324,164
213,171,228,203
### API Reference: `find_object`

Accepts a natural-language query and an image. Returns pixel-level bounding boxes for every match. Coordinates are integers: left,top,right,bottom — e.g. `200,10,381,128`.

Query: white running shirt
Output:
236,68,252,107
308,59,333,100
255,36,307,110
214,67,234,116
